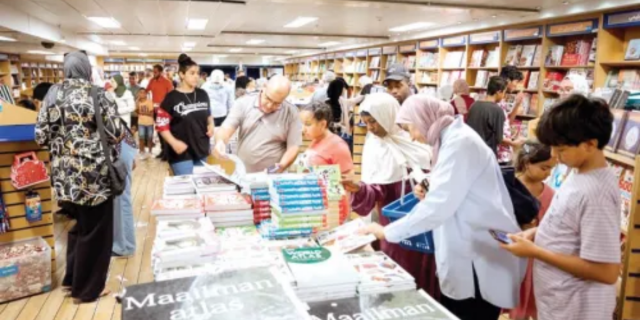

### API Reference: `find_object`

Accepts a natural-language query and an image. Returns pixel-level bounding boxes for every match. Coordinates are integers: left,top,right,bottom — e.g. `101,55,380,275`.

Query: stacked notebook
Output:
150,198,204,221
316,218,376,254
151,232,219,271
297,165,349,228
163,176,196,199
346,251,416,295
193,172,237,196
283,247,360,302
204,193,253,227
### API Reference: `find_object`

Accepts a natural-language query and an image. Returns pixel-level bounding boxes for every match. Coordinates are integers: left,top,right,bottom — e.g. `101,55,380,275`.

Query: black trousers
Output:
440,268,501,320
61,198,114,302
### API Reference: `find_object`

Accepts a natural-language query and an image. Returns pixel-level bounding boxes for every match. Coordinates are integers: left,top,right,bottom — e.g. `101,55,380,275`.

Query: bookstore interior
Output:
2,0,640,320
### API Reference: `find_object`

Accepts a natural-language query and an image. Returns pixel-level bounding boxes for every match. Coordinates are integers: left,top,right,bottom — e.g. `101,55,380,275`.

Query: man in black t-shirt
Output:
466,76,507,156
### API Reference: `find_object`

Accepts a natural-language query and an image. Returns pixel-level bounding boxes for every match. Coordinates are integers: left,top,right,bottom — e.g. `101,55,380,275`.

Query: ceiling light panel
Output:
187,19,208,30
28,50,54,55
110,40,126,46
0,36,16,42
389,22,433,32
183,42,197,47
229,48,243,52
129,47,140,50
246,39,265,45
284,17,318,28
318,41,340,47
86,17,121,29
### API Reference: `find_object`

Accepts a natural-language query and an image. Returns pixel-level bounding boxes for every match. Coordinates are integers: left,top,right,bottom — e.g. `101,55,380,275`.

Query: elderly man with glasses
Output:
213,75,302,173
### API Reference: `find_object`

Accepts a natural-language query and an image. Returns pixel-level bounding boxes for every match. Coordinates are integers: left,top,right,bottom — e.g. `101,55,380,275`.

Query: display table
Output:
0,102,56,272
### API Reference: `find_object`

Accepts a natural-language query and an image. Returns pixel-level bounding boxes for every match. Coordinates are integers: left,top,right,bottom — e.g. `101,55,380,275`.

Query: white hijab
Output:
360,93,432,185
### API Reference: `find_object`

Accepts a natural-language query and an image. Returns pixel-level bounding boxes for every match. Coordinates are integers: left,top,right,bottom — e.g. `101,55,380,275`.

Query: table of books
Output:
123,165,458,320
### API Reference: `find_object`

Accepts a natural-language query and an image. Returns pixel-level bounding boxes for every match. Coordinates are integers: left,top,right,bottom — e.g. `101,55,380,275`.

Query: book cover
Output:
307,290,457,320
504,45,521,66
619,168,633,232
528,71,540,90
346,252,415,290
625,39,640,61
545,45,564,66
485,49,499,68
532,45,543,67
204,193,252,211
157,218,215,238
122,268,309,320
617,110,640,158
543,71,565,91
151,199,202,215
193,176,236,191
283,247,360,288
315,218,376,253
529,94,539,117
519,45,536,67
607,109,628,153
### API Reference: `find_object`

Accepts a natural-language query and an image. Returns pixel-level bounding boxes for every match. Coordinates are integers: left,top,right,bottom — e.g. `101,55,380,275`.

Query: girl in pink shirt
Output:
509,141,556,320
299,101,354,175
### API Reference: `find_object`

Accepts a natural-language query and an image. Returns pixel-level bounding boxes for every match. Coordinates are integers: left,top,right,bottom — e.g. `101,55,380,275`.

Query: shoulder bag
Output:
91,86,128,196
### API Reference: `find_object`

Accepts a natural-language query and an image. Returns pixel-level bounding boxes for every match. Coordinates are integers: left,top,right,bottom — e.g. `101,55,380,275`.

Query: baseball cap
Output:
383,63,410,86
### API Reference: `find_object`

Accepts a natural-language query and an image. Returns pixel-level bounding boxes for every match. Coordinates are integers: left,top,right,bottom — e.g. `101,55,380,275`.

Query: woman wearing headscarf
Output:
451,79,475,118
35,51,125,303
342,93,440,299
359,94,526,320
438,84,454,102
110,74,135,127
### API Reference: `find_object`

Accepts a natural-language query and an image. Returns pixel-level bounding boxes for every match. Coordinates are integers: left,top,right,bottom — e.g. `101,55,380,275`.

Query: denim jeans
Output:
171,158,207,176
112,142,136,256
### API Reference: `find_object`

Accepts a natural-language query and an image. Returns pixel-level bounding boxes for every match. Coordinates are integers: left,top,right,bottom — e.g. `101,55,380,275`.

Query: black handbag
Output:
91,86,128,196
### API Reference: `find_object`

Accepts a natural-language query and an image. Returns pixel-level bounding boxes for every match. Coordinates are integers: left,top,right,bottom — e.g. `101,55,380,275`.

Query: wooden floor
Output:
0,156,515,320
0,157,168,320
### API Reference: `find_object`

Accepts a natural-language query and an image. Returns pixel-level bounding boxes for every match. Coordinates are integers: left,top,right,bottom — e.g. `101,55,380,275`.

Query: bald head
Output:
260,75,291,114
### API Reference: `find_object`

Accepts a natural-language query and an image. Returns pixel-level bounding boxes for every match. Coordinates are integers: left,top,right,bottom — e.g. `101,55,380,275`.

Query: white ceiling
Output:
0,0,631,60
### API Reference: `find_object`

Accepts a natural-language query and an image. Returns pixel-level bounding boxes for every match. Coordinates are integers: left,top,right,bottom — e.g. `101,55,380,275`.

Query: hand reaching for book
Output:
358,223,385,241
341,175,360,193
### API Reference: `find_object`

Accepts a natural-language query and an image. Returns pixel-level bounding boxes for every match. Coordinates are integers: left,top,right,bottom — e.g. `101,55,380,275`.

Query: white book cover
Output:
152,232,219,262
315,218,376,253
283,247,360,288
347,251,415,290
156,218,214,238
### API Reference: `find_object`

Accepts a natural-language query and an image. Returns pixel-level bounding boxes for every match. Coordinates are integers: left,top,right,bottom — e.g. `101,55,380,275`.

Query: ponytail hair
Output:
515,140,552,172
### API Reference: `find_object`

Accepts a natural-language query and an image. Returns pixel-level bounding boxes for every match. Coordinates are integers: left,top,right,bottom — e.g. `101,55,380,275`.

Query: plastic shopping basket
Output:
381,191,435,254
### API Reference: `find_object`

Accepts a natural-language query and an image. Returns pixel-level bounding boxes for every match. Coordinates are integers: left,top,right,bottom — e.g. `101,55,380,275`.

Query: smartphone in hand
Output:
266,164,281,174
489,230,512,244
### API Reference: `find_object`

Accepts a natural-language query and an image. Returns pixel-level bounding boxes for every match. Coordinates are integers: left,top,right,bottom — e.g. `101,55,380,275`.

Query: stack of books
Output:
283,247,360,302
347,251,416,295
163,176,196,199
269,174,331,231
258,220,314,240
204,193,253,227
193,173,237,197
297,165,349,228
151,232,219,273
315,218,376,254
242,173,272,224
151,198,204,221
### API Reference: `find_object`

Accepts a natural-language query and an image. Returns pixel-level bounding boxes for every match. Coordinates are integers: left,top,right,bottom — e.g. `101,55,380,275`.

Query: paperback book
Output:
346,251,416,294
204,193,252,211
519,45,536,67
545,45,564,66
617,110,640,158
625,39,640,60
315,218,376,253
151,199,202,215
122,268,309,320
504,45,523,66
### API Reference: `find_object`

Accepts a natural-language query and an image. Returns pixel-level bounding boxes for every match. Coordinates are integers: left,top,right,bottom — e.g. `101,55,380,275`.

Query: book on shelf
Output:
545,45,565,66
369,57,380,68
419,71,438,84
625,39,640,61
504,45,523,66
617,111,640,158
543,71,565,91
469,49,486,68
607,109,628,152
519,45,537,67
418,52,439,68
517,71,531,91
520,93,532,115
402,56,416,69
443,51,464,68
529,94,539,116
475,70,489,88
543,98,558,112
527,71,540,90
618,69,640,91
485,49,499,68
386,55,398,69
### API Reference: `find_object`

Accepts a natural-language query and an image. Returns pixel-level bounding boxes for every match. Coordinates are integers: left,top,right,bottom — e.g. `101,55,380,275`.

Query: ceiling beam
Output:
342,0,540,12
220,31,389,40
160,0,246,4
207,44,323,50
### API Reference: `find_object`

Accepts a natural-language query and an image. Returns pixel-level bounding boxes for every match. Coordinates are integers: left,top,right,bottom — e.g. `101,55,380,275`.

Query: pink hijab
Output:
397,94,455,165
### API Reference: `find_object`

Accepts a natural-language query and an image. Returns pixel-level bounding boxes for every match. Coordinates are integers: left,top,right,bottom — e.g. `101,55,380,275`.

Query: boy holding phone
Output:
501,95,620,320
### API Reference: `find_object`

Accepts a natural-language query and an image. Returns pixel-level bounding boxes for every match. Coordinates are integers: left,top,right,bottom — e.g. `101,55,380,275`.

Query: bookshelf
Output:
439,35,467,88
353,50,368,89
367,47,382,84
379,46,398,84
466,31,501,93
398,43,417,87
19,61,63,91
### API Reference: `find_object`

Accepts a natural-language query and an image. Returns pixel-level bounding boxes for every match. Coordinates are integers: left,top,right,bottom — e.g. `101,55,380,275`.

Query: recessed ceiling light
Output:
129,46,140,50
318,41,340,47
389,22,433,32
216,55,228,58
182,47,193,52
246,39,265,45
139,53,148,57
86,17,121,29
27,50,54,55
229,48,243,52
0,36,16,42
457,21,462,25
491,14,497,18
186,18,208,30
285,50,298,54
110,40,126,46
284,17,318,28
183,42,196,48
263,56,272,59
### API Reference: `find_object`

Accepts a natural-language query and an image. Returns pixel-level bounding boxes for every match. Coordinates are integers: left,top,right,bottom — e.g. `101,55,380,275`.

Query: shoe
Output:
156,153,165,159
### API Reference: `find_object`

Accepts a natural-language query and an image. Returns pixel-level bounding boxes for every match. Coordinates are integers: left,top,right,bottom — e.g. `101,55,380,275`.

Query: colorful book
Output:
151,199,202,215
607,109,628,152
532,45,543,66
528,71,540,90
519,45,537,67
504,45,522,66
617,110,640,158
316,218,376,253
624,39,640,60
545,45,564,66
204,193,252,211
